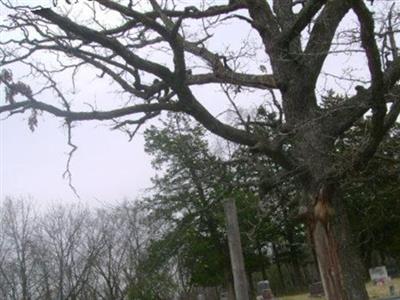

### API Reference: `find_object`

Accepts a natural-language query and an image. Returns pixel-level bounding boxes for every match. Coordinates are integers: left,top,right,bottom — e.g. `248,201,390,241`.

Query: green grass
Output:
280,277,400,300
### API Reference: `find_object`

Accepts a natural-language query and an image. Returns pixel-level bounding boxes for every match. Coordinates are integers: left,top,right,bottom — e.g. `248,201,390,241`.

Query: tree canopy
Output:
1,1,400,299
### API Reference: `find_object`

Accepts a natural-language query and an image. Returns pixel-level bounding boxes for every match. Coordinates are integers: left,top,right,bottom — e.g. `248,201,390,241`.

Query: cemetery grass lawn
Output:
279,277,400,300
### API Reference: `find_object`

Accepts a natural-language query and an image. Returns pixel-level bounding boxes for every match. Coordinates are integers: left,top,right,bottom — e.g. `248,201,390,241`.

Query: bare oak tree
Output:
1,1,399,299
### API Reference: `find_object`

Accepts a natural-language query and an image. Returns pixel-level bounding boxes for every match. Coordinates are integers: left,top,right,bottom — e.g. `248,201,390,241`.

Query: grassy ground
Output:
280,277,400,300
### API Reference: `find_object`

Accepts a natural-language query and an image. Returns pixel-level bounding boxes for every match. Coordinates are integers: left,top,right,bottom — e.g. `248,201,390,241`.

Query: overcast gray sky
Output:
0,0,253,206
0,0,155,205
1,105,156,206
0,0,374,207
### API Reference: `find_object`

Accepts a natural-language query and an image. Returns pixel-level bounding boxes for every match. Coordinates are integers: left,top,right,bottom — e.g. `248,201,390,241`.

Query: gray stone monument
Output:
257,280,270,294
257,280,274,300
369,266,389,284
309,281,324,297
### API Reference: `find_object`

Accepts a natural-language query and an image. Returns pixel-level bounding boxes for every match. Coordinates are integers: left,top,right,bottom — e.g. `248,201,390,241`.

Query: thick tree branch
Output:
351,0,386,166
187,73,276,89
245,0,280,52
352,0,384,99
303,0,351,83
384,55,400,88
145,1,248,20
325,85,400,139
273,0,293,30
0,99,179,121
278,0,326,47
383,97,400,131
182,40,277,88
324,3,400,167
173,85,293,170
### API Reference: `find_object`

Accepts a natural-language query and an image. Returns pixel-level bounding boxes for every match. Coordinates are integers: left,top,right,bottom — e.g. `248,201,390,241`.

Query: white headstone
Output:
369,266,389,283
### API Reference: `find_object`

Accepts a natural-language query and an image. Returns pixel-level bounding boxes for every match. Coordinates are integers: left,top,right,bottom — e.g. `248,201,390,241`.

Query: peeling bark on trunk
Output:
313,220,344,298
309,185,369,300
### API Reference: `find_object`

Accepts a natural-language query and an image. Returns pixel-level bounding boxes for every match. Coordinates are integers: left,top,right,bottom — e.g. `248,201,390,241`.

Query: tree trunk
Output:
310,184,369,300
224,198,249,300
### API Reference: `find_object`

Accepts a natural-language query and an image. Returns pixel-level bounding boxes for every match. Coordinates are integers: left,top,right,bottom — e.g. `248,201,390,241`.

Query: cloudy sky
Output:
1,98,156,207
0,0,372,207
0,0,255,207
0,1,156,206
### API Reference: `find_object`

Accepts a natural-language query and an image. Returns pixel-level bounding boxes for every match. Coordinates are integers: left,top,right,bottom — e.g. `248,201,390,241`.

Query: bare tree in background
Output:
0,198,158,300
0,198,38,300
39,205,104,300
91,209,129,300
90,203,151,299
1,1,400,299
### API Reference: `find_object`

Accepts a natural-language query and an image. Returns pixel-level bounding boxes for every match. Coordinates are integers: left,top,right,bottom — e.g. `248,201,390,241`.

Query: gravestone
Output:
369,266,390,284
257,281,270,294
257,280,274,300
309,281,324,297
